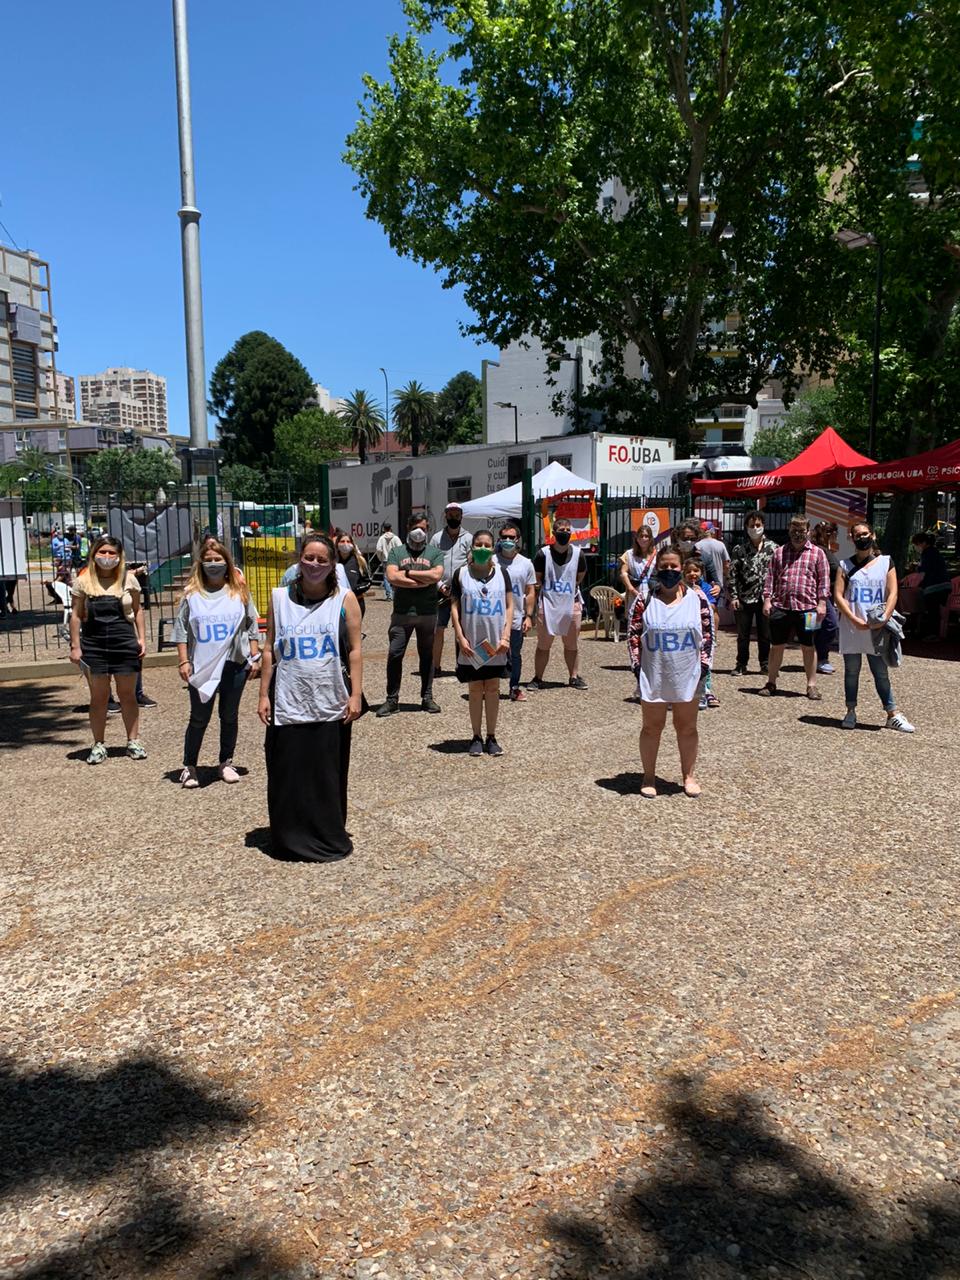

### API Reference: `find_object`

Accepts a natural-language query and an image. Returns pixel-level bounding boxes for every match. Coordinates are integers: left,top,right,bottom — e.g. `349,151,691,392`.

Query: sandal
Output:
640,783,658,799
683,780,702,798
758,682,777,697
805,687,823,701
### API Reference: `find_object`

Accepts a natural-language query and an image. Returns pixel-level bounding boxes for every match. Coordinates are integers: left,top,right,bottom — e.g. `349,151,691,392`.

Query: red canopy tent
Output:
841,437,960,492
690,427,875,497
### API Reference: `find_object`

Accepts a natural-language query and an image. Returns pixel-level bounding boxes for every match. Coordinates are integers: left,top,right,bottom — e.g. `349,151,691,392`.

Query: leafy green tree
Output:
429,371,481,451
274,408,350,475
337,389,385,464
209,331,314,464
392,380,435,458
826,0,960,559
220,463,269,502
346,0,856,450
751,388,840,461
85,448,182,497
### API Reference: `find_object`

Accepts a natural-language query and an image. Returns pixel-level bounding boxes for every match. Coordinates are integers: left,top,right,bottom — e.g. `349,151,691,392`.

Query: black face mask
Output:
446,516,462,528
658,568,682,588
554,529,571,546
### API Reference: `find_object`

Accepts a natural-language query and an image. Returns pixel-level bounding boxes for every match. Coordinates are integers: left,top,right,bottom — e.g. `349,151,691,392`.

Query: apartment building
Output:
79,367,169,434
0,245,59,424
47,370,77,422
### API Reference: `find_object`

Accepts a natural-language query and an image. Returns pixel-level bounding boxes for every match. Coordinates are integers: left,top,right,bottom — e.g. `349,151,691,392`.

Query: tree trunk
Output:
880,492,919,573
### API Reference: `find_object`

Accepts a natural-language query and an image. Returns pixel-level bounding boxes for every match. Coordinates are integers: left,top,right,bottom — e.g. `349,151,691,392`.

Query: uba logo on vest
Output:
850,584,884,605
195,619,235,642
464,596,504,616
545,580,574,595
278,634,337,660
644,630,698,652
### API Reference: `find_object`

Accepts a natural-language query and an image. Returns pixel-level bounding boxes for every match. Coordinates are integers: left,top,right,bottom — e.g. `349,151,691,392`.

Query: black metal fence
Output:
0,474,807,662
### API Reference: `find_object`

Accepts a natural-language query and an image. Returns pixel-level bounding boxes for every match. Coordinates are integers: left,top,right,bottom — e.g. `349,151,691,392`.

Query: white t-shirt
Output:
497,552,536,631
376,532,402,562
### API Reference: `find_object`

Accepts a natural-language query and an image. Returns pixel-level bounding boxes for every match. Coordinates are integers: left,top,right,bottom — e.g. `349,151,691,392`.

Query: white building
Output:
742,398,786,451
482,335,603,444
48,370,77,422
0,244,59,424
312,383,345,416
79,367,169,434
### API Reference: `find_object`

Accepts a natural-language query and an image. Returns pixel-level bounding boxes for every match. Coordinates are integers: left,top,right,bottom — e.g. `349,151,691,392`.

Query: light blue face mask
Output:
498,539,517,555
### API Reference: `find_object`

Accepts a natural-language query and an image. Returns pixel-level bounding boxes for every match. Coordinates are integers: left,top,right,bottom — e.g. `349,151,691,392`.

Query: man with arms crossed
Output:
529,516,588,691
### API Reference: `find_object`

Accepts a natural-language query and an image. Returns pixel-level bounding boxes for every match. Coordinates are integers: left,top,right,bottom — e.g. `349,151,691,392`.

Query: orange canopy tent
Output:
690,427,875,497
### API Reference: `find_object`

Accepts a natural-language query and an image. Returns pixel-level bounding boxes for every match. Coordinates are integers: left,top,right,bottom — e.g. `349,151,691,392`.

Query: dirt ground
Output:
2,598,959,1279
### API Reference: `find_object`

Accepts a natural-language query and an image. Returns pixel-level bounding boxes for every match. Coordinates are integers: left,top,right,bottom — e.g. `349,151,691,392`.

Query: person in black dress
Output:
334,531,371,617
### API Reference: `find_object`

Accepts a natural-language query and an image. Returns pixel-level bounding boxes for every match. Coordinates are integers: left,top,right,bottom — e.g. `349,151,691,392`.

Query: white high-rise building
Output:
79,367,168,434
0,244,59,424
312,383,345,416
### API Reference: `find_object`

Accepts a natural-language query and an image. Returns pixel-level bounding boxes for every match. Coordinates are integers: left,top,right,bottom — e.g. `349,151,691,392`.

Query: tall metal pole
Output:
379,367,389,457
173,0,208,449
513,404,519,444
868,243,884,462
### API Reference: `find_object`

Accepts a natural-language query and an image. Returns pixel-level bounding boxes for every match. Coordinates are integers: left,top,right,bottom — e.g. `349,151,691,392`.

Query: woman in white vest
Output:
258,533,364,860
530,516,588,690
835,519,914,732
627,547,714,798
173,539,260,788
618,523,658,605
450,530,514,756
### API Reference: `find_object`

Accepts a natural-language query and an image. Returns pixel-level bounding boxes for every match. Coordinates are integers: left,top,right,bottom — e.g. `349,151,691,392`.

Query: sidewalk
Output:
1,610,958,1279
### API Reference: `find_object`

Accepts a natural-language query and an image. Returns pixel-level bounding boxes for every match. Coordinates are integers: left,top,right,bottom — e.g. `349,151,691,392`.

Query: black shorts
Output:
436,599,452,628
456,661,508,683
769,608,818,648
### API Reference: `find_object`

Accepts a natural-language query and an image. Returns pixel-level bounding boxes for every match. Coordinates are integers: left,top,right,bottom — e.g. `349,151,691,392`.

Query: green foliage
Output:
274,408,350,475
209,331,314,464
220,463,269,503
751,388,840,461
345,0,854,450
392,380,436,458
84,448,182,497
429,371,481,450
337,389,385,465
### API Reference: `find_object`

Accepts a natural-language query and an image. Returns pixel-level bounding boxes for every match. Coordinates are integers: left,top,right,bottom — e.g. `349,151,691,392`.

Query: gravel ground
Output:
2,596,959,1280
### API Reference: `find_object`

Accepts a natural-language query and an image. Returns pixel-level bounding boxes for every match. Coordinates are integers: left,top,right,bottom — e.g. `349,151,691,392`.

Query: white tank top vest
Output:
638,587,703,704
187,590,245,703
457,565,509,669
839,554,890,655
271,587,348,726
540,545,580,635
625,548,654,588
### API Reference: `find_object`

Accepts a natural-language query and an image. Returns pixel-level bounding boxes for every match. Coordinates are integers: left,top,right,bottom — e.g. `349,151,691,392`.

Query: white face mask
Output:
95,555,119,571
748,527,764,541
678,539,695,552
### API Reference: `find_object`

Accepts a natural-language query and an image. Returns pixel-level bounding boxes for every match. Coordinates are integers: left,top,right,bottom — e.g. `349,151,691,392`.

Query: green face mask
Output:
472,546,494,566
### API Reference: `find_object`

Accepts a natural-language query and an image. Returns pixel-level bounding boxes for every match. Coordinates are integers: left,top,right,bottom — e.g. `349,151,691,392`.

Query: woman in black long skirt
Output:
258,533,363,860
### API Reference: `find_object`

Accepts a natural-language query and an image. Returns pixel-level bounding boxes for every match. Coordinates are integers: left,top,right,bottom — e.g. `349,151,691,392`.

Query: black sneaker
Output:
568,675,588,690
485,736,503,757
760,663,769,674
137,695,158,709
527,678,546,691
107,697,121,716
376,697,399,718
731,666,747,677
468,735,484,757
421,696,442,713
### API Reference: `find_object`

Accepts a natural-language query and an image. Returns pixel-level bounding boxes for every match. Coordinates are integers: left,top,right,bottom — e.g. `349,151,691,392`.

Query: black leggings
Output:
183,661,249,766
386,615,436,699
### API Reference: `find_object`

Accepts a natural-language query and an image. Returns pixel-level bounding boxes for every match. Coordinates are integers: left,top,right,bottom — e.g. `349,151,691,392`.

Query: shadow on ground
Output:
0,1054,310,1279
545,1074,960,1279
0,680,83,749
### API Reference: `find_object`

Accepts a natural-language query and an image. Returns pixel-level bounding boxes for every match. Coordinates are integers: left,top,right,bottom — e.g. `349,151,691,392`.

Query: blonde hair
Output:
336,533,367,575
82,536,127,598
183,538,249,603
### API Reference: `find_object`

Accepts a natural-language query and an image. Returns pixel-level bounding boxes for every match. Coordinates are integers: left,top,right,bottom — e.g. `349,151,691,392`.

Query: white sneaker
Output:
219,763,241,783
180,766,199,789
817,662,834,674
841,709,857,729
886,712,915,733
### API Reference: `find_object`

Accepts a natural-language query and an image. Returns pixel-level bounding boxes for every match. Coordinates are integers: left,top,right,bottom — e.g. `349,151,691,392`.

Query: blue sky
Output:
2,0,495,436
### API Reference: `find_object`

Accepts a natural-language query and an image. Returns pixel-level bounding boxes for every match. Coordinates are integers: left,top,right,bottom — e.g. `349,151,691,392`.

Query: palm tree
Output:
392,381,436,458
337,390,385,465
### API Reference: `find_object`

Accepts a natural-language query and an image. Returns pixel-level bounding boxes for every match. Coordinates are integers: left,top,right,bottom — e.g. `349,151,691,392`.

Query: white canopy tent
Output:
458,460,596,521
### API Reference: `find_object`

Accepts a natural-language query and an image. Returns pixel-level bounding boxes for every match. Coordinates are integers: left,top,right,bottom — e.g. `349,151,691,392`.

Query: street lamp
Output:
554,346,583,431
379,366,389,458
495,401,519,444
836,228,884,463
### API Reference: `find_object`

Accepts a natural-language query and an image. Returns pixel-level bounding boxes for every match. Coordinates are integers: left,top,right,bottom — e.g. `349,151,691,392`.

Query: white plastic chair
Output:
589,585,620,642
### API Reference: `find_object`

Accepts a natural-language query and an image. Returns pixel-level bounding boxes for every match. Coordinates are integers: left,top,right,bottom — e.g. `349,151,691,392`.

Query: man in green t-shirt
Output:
377,515,445,716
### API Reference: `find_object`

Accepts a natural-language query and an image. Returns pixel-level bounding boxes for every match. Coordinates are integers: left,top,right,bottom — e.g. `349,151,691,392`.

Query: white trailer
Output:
327,433,676,553
0,498,29,582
